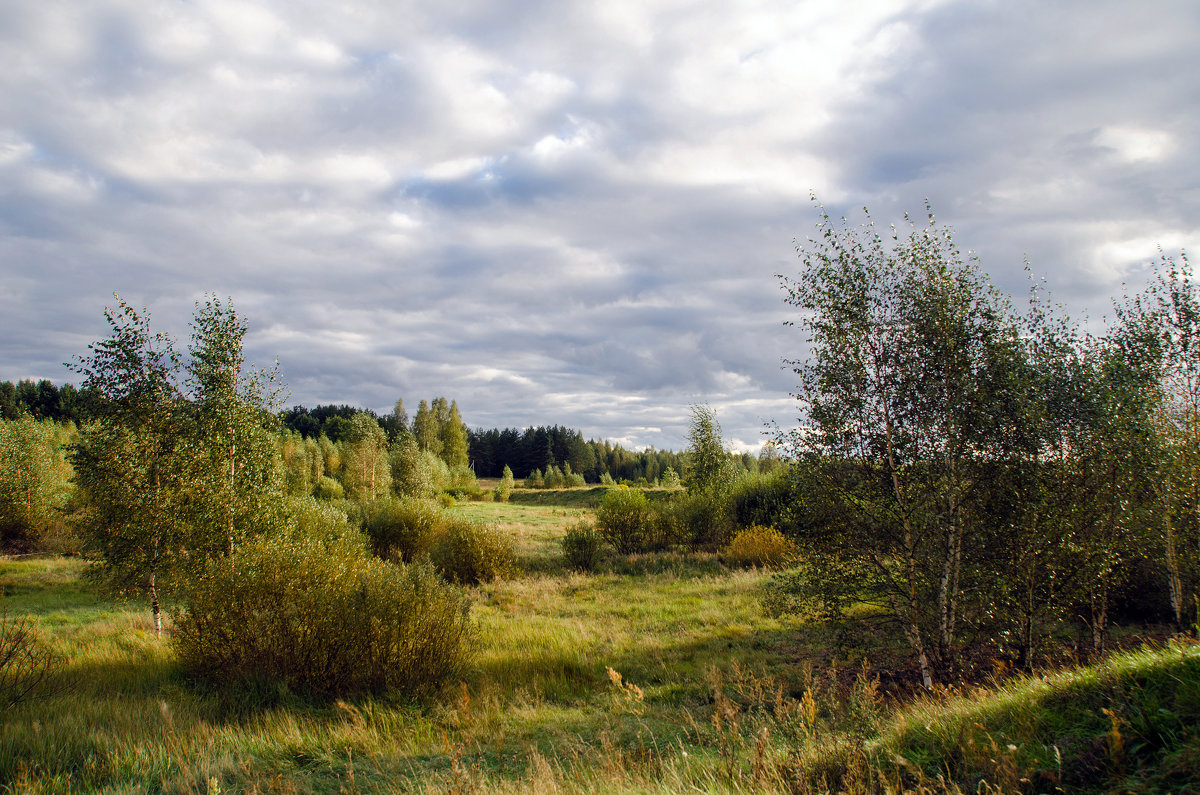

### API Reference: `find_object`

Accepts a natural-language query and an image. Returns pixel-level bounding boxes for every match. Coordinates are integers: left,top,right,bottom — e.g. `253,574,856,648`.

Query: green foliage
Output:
653,488,736,550
389,432,435,499
339,412,391,501
172,534,474,698
494,465,514,502
595,488,652,553
278,495,357,544
312,475,344,500
362,496,442,562
543,464,564,489
729,469,799,532
439,399,470,468
69,297,189,633
0,417,75,551
781,203,1035,685
186,296,284,555
683,403,737,495
412,399,441,457
447,463,479,498
560,521,603,572
428,517,515,585
278,431,323,496
524,468,544,489
723,525,795,568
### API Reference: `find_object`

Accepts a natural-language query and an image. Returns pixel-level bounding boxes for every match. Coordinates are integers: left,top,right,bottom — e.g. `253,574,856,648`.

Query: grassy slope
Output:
876,642,1200,793
4,506,1199,793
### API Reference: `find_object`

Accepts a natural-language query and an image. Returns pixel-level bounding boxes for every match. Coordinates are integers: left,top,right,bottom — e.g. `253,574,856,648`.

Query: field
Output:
4,496,1200,793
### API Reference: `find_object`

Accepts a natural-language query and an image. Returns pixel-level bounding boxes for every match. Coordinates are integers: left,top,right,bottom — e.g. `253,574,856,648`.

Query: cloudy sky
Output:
2,1,1197,452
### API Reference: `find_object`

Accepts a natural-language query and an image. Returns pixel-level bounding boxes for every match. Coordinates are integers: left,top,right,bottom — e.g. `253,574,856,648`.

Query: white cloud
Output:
1,0,1197,453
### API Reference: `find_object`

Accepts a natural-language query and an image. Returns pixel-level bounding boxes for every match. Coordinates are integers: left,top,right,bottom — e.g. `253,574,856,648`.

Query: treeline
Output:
468,425,767,484
0,379,95,424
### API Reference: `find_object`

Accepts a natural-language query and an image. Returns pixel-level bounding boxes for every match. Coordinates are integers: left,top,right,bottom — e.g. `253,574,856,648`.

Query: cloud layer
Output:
2,0,1197,452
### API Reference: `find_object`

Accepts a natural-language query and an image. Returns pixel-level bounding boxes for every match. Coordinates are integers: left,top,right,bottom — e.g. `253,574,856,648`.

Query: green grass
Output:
506,485,679,508
4,514,1200,793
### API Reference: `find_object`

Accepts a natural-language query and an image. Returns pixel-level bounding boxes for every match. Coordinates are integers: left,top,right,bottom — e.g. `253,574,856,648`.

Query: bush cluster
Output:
362,496,442,562
361,497,515,583
594,488,652,553
172,535,473,698
429,516,515,585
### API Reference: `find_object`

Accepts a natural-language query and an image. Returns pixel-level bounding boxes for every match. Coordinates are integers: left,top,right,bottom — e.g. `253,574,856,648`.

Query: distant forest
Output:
1,379,732,483
279,402,700,482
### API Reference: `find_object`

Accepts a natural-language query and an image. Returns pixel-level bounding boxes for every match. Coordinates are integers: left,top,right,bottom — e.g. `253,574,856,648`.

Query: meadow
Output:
5,493,1199,794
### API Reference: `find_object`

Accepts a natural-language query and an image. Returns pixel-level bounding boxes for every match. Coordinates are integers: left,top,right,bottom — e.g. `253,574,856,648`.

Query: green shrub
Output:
437,492,456,508
172,535,473,698
447,464,479,499
595,488,652,553
312,475,344,501
429,517,515,585
724,525,795,568
543,465,564,489
280,495,357,543
652,489,735,550
561,521,603,571
362,497,442,562
565,472,586,488
730,470,798,531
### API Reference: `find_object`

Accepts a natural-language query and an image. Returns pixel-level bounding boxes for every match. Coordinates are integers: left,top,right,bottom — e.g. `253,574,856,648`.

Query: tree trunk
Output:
1165,484,1183,628
227,413,236,556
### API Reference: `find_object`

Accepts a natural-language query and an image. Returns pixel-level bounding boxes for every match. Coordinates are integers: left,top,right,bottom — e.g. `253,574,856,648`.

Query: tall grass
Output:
4,518,1200,793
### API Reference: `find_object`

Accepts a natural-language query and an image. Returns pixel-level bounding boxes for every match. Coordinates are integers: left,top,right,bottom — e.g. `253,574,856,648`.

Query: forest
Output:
2,211,1200,793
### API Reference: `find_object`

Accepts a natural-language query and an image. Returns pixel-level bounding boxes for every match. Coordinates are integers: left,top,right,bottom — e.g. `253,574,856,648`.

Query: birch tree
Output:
780,204,1027,687
70,297,187,636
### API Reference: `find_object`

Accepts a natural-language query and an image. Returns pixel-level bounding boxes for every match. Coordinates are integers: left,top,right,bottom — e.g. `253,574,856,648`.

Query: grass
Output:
4,506,1200,793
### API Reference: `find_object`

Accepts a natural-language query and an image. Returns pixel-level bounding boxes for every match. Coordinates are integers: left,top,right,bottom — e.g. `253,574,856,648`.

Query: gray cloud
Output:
2,0,1197,452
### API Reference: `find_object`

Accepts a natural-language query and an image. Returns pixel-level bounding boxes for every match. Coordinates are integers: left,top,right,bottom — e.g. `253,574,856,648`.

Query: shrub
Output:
172,535,473,698
312,475,344,501
653,489,736,550
281,495,357,543
429,517,515,585
730,470,798,532
565,472,586,488
595,488,652,553
362,497,442,562
447,464,479,499
724,525,795,568
599,472,616,486
561,521,603,571
496,465,515,501
543,465,564,489
437,492,456,508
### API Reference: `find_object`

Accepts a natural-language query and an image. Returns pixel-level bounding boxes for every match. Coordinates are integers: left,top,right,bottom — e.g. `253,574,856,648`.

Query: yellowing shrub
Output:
429,517,515,585
724,525,795,569
172,535,473,698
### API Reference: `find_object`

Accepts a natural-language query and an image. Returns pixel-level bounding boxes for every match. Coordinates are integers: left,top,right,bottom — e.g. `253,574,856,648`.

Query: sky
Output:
2,0,1198,453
